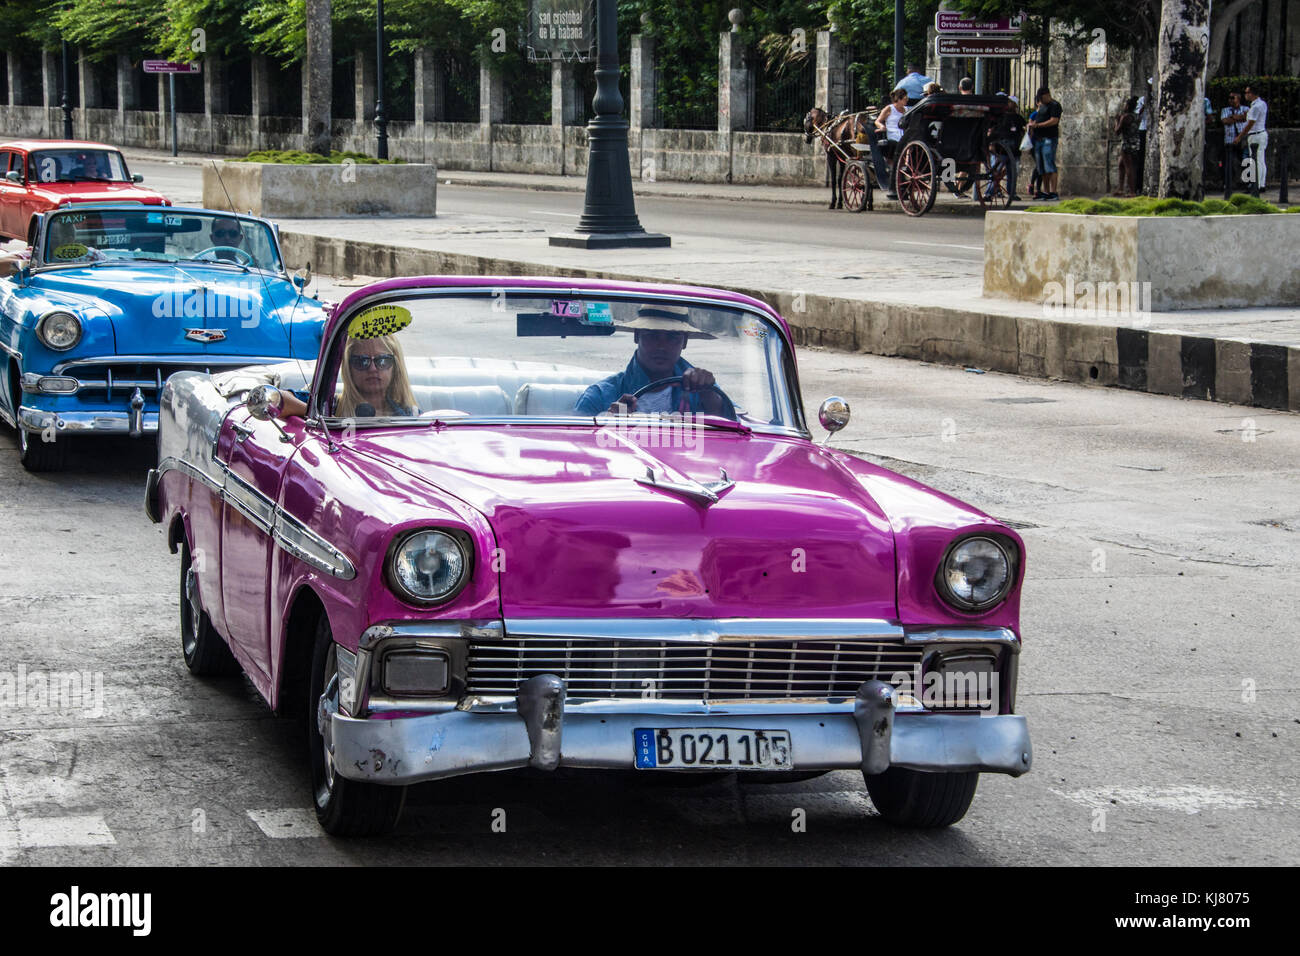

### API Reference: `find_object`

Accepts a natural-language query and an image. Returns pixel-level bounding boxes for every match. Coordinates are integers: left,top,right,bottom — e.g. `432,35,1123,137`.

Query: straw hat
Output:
615,303,714,339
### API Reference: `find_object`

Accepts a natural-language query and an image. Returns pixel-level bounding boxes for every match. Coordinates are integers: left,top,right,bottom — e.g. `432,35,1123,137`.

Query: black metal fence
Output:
752,48,815,132
503,57,551,124
442,54,479,123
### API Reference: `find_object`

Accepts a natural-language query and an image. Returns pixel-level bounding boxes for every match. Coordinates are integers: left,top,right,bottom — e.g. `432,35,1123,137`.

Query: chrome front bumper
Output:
19,404,157,437
326,678,1033,786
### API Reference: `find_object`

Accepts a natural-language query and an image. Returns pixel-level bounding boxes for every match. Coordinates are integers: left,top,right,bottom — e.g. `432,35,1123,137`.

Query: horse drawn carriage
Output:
804,94,1022,217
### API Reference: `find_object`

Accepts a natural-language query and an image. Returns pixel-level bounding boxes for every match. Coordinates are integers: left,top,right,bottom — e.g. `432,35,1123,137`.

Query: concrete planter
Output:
202,161,437,218
984,210,1300,310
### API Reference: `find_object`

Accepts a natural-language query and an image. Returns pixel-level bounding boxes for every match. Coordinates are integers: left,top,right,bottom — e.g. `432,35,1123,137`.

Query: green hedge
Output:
1028,195,1294,215
1208,76,1300,126
233,150,404,165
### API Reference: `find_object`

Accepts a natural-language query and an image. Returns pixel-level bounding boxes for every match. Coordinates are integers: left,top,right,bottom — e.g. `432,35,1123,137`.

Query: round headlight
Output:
37,311,82,351
388,530,469,604
937,536,1014,611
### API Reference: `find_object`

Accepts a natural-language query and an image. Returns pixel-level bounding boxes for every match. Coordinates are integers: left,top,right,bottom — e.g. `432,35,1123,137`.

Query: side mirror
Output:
246,384,283,421
4,171,21,183
292,263,311,290
818,396,850,440
132,174,143,183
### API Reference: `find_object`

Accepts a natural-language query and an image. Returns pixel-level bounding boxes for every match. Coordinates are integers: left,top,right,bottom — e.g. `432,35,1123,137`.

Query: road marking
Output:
1051,785,1264,814
893,240,984,251
527,210,580,217
0,814,116,849
247,808,324,838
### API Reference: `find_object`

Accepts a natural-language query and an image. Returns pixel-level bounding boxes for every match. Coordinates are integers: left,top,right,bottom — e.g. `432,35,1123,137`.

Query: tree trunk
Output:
1156,0,1211,198
304,0,333,155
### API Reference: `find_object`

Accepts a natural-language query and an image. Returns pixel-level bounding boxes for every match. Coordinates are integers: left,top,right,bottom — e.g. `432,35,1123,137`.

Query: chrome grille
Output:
56,361,245,399
467,637,923,701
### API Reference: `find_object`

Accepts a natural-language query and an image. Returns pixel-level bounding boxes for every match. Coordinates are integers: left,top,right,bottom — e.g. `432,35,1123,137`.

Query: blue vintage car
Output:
0,204,325,470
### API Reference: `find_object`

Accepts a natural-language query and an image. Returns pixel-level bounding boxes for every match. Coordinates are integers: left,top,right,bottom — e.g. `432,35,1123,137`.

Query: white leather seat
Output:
513,383,588,416
410,385,512,416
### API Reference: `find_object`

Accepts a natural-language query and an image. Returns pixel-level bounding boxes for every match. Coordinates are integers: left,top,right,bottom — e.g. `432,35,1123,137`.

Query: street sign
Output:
935,35,1025,58
142,60,201,74
527,0,596,62
935,13,1023,33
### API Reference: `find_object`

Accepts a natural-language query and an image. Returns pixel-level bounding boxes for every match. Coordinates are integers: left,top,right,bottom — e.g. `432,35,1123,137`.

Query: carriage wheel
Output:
841,162,871,213
976,142,1017,209
894,142,938,217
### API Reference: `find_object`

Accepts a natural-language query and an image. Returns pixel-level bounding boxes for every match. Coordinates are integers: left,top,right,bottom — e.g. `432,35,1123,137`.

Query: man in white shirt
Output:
893,64,934,106
1220,91,1248,198
1234,85,1268,197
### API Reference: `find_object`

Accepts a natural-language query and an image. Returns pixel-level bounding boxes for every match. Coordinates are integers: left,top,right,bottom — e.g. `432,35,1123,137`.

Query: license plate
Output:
634,728,793,770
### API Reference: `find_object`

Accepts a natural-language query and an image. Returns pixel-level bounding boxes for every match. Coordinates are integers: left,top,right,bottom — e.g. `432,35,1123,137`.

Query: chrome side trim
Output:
154,453,356,580
0,340,20,360
502,618,905,643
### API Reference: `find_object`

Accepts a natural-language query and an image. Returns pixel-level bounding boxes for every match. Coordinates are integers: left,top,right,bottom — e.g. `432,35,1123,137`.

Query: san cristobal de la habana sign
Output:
528,0,596,61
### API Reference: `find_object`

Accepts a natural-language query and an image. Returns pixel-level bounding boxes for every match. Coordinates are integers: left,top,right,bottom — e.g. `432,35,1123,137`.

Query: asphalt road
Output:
1,277,1295,864
130,157,987,264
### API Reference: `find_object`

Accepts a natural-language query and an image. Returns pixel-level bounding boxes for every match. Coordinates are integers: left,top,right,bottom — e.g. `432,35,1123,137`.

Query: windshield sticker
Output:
164,215,183,227
583,302,613,325
52,243,89,260
147,212,163,224
740,318,768,338
550,300,584,318
348,303,413,340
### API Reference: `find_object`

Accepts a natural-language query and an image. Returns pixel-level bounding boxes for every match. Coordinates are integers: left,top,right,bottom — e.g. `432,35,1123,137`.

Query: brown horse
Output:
803,107,869,209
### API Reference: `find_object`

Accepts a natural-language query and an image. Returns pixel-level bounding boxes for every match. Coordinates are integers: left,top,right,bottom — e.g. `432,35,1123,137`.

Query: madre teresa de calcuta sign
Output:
528,0,596,60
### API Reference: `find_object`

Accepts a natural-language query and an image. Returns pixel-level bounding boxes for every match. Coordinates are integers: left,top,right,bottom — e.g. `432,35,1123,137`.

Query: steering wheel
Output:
192,245,254,266
631,375,725,400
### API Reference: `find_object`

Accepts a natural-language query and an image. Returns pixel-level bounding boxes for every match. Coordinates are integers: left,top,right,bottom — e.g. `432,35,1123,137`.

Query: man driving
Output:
76,152,108,181
208,217,246,263
574,304,735,418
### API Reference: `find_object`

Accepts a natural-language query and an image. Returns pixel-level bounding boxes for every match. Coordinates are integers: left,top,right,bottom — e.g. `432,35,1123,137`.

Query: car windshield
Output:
318,291,801,433
41,208,283,273
29,148,129,183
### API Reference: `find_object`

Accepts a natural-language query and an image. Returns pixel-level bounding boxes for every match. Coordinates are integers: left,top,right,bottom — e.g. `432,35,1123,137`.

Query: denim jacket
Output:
574,354,734,418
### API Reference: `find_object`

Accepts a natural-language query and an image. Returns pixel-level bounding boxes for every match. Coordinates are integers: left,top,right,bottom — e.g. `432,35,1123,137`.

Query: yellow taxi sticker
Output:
347,304,413,340
52,243,89,260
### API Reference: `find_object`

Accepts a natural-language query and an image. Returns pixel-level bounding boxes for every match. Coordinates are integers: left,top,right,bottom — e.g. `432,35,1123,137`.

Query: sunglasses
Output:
349,353,396,371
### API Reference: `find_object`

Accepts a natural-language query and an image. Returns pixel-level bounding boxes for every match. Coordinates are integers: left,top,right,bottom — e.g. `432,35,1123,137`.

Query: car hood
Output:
348,425,899,619
30,183,167,205
32,264,321,358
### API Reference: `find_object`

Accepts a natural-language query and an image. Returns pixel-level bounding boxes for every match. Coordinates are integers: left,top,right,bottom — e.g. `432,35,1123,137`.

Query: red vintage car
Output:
0,140,170,243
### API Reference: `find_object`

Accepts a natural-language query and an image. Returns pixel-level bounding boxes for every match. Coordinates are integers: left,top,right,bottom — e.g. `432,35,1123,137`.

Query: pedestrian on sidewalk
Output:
1028,87,1062,200
1135,78,1153,194
1234,85,1269,197
1220,90,1248,198
1114,97,1141,197
959,77,974,95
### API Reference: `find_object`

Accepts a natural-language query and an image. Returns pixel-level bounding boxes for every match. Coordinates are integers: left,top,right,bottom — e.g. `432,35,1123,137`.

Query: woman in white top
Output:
875,88,909,162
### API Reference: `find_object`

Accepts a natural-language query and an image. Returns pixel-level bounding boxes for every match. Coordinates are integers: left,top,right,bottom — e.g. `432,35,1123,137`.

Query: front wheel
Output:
17,424,68,472
308,615,406,836
864,767,979,827
841,162,871,213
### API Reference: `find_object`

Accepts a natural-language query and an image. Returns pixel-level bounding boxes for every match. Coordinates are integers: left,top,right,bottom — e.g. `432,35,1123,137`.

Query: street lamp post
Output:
61,40,73,138
549,0,669,248
375,0,388,160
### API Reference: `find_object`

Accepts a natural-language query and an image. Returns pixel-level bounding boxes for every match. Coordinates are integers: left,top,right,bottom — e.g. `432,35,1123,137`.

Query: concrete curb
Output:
280,229,1299,414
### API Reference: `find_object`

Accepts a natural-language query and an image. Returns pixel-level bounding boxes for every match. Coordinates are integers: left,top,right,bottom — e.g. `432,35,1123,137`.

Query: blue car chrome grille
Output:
53,361,252,399
467,638,924,701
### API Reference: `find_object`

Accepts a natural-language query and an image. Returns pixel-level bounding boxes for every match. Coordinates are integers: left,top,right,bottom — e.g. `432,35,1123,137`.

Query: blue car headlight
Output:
37,311,83,351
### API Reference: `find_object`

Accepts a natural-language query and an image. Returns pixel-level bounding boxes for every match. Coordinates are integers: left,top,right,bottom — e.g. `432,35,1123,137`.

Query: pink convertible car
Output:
146,276,1032,836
